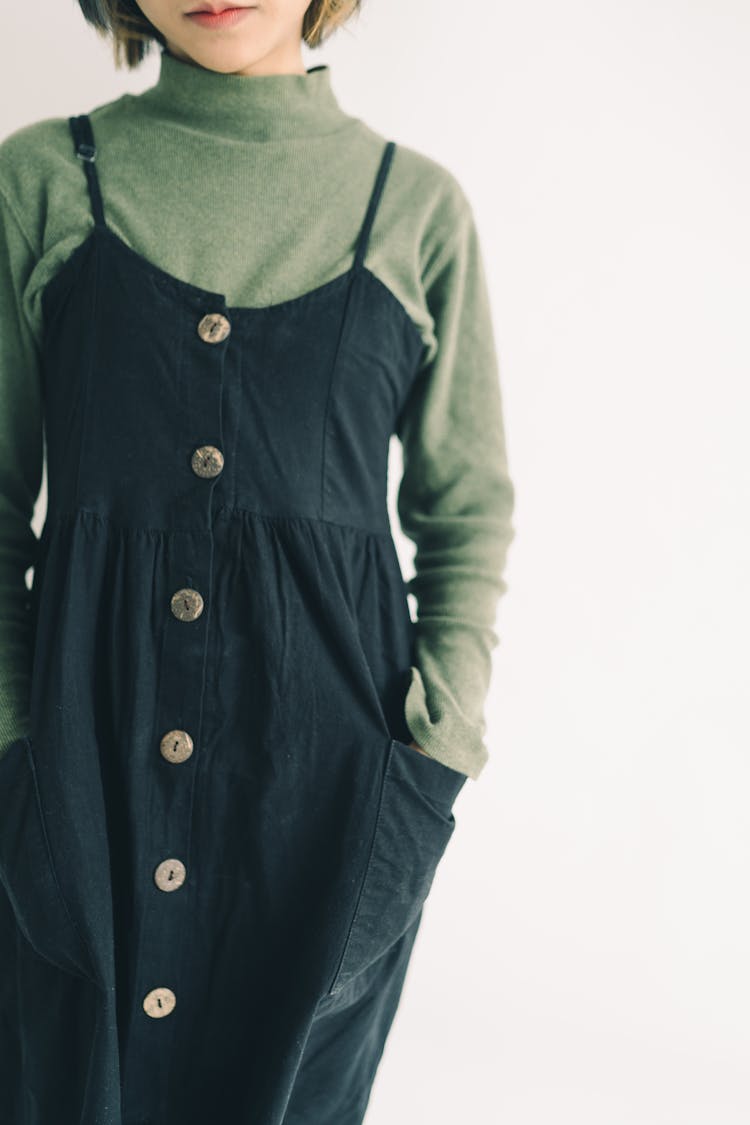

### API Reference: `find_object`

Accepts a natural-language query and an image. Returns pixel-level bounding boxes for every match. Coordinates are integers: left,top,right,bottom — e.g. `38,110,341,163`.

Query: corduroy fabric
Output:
0,108,469,1125
0,47,516,781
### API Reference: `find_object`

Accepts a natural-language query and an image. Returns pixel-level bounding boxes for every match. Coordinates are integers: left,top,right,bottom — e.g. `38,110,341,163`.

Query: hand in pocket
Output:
408,738,430,757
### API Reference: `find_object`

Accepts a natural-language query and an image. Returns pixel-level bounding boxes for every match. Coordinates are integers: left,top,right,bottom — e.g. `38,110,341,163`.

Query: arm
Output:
395,188,515,781
0,181,44,760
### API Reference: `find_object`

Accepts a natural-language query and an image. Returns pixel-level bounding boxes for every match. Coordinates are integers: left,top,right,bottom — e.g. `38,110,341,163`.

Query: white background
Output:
2,2,749,1122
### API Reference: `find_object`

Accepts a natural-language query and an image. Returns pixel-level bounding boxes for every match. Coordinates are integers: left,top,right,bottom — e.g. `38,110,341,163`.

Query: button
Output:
143,987,176,1018
197,312,231,343
154,858,186,892
191,445,224,479
170,588,204,621
160,729,194,763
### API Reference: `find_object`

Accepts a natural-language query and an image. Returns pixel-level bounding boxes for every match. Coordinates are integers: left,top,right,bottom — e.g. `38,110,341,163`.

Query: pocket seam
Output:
326,739,396,997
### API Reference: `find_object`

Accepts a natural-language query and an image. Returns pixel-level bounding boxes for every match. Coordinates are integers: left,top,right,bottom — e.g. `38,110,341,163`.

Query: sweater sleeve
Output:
0,183,44,760
395,190,515,781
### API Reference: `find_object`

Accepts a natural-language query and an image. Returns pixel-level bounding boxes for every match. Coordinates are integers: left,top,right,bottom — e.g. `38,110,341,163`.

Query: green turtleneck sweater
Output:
0,47,515,781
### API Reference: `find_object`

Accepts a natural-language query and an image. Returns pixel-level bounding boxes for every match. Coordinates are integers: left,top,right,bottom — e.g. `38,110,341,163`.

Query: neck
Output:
134,47,355,143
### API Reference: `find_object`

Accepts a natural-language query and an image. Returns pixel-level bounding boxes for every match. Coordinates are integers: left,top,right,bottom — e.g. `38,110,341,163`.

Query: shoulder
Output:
0,97,130,338
0,116,71,198
356,123,477,274
0,118,73,261
390,138,475,224
0,96,130,236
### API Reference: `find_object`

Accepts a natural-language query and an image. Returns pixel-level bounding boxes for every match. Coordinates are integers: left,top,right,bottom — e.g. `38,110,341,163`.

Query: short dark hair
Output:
78,0,362,69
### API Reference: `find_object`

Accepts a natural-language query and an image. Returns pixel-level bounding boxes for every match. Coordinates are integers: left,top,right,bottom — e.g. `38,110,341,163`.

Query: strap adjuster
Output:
76,143,96,163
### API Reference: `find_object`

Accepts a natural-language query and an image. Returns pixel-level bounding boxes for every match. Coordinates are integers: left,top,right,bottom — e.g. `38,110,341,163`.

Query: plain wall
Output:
2,1,748,1121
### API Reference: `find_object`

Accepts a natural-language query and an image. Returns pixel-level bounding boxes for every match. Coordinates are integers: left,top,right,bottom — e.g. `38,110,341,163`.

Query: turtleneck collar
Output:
134,47,355,141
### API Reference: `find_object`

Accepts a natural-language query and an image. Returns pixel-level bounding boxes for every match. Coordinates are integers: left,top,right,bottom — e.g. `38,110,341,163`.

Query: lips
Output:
187,4,252,12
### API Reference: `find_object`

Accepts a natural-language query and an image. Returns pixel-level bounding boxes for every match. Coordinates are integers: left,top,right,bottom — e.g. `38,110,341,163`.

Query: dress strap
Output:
352,140,396,271
68,114,107,230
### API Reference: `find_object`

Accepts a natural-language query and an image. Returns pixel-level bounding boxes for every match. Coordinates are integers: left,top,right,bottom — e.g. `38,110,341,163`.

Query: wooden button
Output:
170,588,204,621
197,312,231,343
154,858,186,892
191,445,224,479
143,987,176,1018
159,729,194,763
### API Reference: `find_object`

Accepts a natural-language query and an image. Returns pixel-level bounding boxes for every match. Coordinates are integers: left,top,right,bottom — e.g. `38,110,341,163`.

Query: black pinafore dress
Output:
0,112,468,1125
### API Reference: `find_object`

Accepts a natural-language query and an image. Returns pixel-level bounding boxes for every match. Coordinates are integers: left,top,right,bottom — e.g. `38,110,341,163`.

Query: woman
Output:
0,1,515,1121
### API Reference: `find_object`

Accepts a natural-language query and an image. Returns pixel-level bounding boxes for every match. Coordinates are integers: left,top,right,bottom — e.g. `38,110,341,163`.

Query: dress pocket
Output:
0,735,97,984
327,737,468,997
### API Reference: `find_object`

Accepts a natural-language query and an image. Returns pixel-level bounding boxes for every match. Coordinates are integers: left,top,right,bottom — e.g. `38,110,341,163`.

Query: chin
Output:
171,40,265,73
